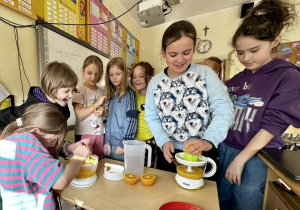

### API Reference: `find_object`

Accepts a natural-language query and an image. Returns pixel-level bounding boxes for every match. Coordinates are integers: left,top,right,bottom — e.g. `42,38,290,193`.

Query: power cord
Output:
163,0,172,16
0,0,143,102
38,0,143,27
14,26,31,103
0,16,34,102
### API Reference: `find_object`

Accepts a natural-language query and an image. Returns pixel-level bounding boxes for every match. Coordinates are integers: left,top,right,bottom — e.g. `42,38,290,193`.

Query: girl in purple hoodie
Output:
217,1,300,210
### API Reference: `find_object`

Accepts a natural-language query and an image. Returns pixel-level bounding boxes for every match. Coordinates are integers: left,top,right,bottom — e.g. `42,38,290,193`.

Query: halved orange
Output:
124,173,139,185
184,145,202,162
141,174,156,186
186,145,202,155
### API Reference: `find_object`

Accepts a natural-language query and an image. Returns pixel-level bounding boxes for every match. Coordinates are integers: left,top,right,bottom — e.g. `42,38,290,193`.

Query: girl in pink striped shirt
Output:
0,103,90,210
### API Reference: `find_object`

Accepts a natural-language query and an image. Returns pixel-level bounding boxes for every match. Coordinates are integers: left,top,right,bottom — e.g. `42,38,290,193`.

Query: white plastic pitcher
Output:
123,140,152,176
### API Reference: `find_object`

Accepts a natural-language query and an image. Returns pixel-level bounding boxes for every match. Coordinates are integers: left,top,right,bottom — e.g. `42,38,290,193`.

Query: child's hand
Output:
182,139,212,155
73,145,90,158
77,138,91,147
225,157,245,185
65,138,91,154
96,95,107,106
115,146,124,155
162,141,174,163
93,106,103,118
103,143,111,156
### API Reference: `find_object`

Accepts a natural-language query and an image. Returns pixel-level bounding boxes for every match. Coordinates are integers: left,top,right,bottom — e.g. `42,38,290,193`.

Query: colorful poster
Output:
135,39,139,63
109,13,123,58
278,41,300,67
77,0,86,41
38,0,78,37
87,0,109,54
0,0,36,19
122,28,127,61
125,31,136,69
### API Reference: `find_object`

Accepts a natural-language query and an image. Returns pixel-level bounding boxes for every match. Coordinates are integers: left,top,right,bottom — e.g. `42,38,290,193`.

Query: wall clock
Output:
197,39,212,54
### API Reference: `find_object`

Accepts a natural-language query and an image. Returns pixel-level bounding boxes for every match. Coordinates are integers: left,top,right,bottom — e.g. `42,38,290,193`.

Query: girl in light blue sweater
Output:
145,20,234,174
104,57,138,161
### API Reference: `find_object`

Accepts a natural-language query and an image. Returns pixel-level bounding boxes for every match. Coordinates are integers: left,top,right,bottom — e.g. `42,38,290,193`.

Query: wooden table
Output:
54,158,219,210
258,153,300,210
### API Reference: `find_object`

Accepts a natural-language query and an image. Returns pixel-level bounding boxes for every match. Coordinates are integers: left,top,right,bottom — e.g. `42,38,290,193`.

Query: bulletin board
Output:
109,13,123,58
0,0,36,19
37,23,111,128
125,31,138,69
278,41,300,67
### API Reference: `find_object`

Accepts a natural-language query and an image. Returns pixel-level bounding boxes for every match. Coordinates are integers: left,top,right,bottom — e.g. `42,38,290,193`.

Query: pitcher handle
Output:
203,157,217,178
145,144,152,168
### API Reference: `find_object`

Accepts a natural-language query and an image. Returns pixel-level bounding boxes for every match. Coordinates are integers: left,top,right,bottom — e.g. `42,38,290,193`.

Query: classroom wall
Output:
102,0,141,41
1,1,299,133
0,1,140,106
0,4,39,106
139,1,300,79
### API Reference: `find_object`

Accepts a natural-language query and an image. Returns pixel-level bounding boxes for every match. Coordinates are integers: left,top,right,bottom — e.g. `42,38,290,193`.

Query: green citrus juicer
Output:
183,145,200,162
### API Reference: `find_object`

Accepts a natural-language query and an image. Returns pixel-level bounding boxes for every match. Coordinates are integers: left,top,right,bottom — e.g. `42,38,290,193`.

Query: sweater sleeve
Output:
145,76,171,150
261,69,300,135
72,85,84,104
202,66,234,148
26,150,65,192
123,89,138,143
0,106,22,130
104,101,112,144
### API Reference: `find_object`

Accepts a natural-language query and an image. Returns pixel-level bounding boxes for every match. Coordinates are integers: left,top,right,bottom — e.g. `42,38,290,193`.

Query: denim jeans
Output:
217,142,267,210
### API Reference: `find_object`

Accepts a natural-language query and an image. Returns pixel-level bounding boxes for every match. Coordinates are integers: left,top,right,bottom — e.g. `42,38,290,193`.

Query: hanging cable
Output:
0,0,143,27
37,0,143,27
14,27,25,102
14,27,31,87
0,0,143,102
163,0,172,16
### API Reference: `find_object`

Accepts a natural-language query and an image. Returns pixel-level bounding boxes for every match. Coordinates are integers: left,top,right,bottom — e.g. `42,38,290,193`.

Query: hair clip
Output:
255,10,266,16
16,118,22,127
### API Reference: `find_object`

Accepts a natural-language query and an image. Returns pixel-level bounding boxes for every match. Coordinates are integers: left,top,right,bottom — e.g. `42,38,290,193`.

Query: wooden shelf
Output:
268,181,300,210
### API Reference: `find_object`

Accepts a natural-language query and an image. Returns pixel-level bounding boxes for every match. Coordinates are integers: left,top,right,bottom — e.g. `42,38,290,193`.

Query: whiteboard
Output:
37,24,110,128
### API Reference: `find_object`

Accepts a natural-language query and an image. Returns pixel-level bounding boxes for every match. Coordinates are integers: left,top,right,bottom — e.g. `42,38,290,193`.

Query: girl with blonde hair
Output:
104,57,138,161
0,103,90,210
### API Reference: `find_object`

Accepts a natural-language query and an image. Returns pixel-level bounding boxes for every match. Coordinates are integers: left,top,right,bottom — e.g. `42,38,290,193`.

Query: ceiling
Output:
118,0,254,27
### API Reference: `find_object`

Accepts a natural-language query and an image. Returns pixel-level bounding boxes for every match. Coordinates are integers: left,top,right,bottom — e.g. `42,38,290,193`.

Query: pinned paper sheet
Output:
0,83,9,103
75,198,84,207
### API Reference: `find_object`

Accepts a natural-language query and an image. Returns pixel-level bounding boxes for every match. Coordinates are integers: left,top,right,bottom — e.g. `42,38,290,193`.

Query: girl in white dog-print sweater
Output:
145,20,234,175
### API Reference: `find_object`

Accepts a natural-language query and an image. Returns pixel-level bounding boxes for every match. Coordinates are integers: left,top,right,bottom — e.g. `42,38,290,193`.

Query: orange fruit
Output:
141,174,156,186
183,145,202,162
186,145,202,155
124,173,139,185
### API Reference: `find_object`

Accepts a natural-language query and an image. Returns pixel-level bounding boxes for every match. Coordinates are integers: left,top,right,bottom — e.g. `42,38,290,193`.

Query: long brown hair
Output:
0,103,67,158
162,20,197,51
105,57,130,100
82,55,104,83
131,61,154,89
232,0,296,53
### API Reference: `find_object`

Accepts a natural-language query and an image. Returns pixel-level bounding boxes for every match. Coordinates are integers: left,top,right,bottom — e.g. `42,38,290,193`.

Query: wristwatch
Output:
60,141,72,159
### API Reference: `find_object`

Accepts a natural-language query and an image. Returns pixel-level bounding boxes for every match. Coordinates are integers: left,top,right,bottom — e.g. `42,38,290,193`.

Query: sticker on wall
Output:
280,45,292,59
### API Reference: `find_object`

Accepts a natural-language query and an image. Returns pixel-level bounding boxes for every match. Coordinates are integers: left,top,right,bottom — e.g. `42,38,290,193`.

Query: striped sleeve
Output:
124,89,138,140
26,150,65,192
